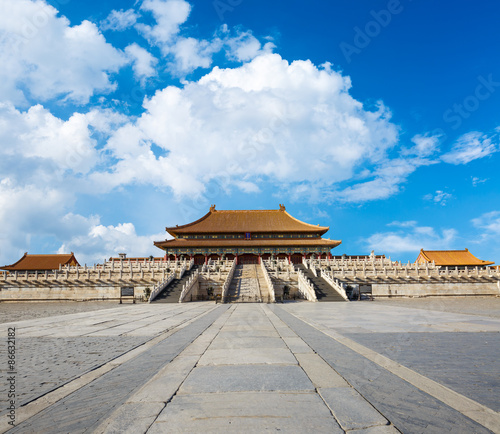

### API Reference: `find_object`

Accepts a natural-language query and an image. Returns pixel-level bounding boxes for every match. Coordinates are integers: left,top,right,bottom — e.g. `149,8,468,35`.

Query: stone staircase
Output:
226,265,261,302
296,264,346,302
255,265,270,301
153,267,198,303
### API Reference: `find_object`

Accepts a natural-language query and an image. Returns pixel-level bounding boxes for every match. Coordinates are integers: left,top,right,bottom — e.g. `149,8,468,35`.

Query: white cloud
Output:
471,176,487,187
0,102,99,176
223,28,267,62
408,133,440,157
137,0,191,49
58,222,166,265
441,131,498,165
472,211,500,235
423,190,453,206
0,101,136,265
125,43,158,84
336,158,414,202
0,180,81,265
387,221,418,228
90,53,399,199
170,37,221,73
135,1,274,75
0,0,127,105
366,223,457,255
101,9,139,31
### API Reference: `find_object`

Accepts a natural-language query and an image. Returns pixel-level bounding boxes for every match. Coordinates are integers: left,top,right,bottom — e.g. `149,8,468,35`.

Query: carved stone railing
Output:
221,260,237,303
310,266,318,277
148,272,175,303
316,264,500,283
179,269,199,303
322,270,349,301
297,269,317,302
260,260,276,303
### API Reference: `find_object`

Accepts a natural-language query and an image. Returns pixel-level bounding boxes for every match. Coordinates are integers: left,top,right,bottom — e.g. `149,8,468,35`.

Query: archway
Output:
238,254,259,264
193,254,205,265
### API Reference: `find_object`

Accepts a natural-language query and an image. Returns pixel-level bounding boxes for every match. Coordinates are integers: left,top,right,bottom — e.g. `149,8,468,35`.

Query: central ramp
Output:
226,264,262,302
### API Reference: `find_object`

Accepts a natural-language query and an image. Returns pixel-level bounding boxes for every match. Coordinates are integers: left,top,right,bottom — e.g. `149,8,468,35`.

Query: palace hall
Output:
154,205,341,265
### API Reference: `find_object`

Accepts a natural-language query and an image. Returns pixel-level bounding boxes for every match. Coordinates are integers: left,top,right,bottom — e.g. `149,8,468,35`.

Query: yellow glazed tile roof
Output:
166,205,330,235
417,249,494,266
1,253,79,271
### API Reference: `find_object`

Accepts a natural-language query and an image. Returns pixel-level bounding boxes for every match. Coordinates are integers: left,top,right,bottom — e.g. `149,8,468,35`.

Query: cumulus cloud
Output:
441,131,498,165
0,175,164,266
0,0,127,105
89,53,399,199
0,102,99,177
58,222,166,265
100,9,139,31
133,0,273,74
0,180,82,265
366,222,457,255
125,43,158,84
137,0,191,49
170,37,221,73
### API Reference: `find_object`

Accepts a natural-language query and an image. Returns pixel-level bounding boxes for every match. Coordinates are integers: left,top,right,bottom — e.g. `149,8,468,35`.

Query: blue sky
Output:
1,0,499,265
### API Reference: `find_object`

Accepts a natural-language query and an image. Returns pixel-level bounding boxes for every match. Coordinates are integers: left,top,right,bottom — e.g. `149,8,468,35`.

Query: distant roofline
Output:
1,252,79,271
418,248,494,266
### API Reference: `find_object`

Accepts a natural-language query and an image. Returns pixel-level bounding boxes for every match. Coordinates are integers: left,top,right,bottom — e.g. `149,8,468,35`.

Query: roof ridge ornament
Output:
210,204,216,212
279,204,286,211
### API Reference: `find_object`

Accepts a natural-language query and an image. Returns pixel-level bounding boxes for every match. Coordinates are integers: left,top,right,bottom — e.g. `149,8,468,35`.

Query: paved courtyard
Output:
1,299,499,433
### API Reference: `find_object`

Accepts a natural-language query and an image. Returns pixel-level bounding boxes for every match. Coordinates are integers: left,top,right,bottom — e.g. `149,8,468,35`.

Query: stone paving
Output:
1,299,499,433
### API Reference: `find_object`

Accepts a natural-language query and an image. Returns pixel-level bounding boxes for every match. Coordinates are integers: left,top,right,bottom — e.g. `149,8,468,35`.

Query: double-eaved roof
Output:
416,249,494,267
1,253,79,271
155,238,341,249
166,205,330,236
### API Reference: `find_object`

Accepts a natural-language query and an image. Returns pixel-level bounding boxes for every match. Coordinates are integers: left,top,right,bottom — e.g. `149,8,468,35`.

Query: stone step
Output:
296,264,346,302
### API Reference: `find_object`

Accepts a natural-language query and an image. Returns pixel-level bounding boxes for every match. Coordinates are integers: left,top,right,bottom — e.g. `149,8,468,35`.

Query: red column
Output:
205,254,208,265
288,254,291,263
235,253,239,265
258,254,261,264
174,254,177,261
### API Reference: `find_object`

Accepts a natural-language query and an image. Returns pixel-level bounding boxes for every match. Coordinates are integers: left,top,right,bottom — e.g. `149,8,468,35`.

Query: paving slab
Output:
178,365,315,394
295,353,350,388
207,336,286,349
215,329,279,338
128,355,200,403
149,392,343,433
281,335,314,353
98,402,165,434
319,387,389,431
349,425,401,433
198,347,297,365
